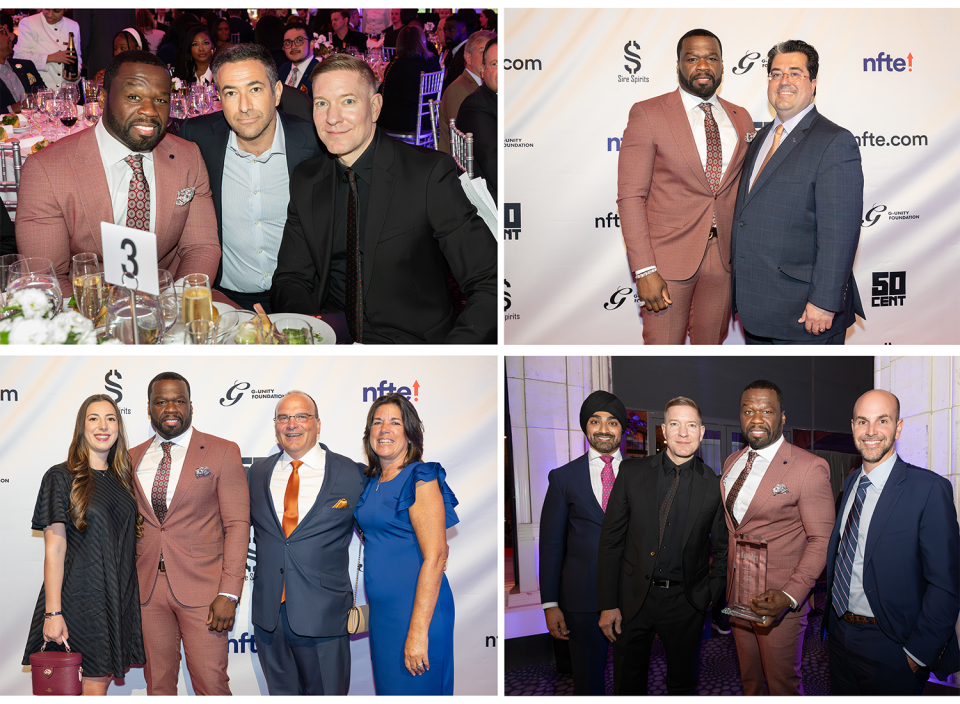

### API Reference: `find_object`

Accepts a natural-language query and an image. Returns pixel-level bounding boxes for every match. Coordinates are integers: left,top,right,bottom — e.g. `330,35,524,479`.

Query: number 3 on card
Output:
101,222,160,296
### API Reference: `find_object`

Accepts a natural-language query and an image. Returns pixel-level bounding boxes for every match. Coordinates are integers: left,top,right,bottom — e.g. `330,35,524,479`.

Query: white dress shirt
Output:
724,435,798,608
94,118,158,234
678,87,737,180
136,425,193,509
748,102,816,189
542,448,622,611
269,443,327,527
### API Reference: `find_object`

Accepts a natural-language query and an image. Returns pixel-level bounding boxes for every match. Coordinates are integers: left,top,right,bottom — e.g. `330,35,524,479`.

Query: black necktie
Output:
345,168,362,343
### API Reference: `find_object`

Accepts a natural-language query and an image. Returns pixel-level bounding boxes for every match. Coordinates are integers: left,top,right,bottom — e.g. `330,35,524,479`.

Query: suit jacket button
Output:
739,221,744,227
280,568,283,573
650,551,656,556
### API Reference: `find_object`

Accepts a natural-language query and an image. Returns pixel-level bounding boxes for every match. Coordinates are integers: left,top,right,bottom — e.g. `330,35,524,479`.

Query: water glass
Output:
7,257,63,314
157,269,178,331
82,101,101,128
104,286,164,344
0,252,25,306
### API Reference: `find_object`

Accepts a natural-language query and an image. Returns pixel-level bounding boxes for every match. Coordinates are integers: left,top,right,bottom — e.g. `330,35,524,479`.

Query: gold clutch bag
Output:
348,528,370,634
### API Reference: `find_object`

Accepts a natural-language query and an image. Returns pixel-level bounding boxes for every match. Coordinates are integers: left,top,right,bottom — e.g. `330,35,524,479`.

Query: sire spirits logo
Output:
103,370,131,414
618,41,648,84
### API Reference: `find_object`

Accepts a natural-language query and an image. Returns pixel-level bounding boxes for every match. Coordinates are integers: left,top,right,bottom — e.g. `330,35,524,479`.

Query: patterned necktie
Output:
281,459,303,603
151,441,173,523
599,455,615,511
124,154,150,231
659,467,680,544
286,64,299,87
345,169,362,343
726,450,758,530
752,124,784,189
699,102,721,228
831,474,872,616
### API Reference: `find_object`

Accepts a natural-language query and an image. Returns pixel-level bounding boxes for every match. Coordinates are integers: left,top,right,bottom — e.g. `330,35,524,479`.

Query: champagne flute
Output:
0,252,25,307
7,256,63,314
184,319,215,344
181,272,213,325
70,252,104,322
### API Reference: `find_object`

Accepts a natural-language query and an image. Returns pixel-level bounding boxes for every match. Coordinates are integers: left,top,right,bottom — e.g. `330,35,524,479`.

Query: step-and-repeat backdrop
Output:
0,355,497,695
504,8,960,344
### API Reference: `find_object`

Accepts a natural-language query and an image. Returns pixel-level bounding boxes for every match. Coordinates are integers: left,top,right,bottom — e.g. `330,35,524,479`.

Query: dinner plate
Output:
269,312,336,345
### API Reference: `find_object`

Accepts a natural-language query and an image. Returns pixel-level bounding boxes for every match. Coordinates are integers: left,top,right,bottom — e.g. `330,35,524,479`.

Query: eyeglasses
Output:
283,37,307,48
274,413,316,424
768,70,808,82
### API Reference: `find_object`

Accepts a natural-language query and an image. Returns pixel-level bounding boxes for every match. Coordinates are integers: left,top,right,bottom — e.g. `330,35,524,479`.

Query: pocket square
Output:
195,467,211,477
176,187,195,206
744,131,758,143
332,498,348,508
772,483,788,496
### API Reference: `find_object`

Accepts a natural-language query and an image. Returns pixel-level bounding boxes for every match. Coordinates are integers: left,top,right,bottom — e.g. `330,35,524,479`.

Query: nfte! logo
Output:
228,632,257,654
618,41,648,84
872,271,906,307
362,380,421,402
863,52,914,72
103,370,131,414
504,203,521,240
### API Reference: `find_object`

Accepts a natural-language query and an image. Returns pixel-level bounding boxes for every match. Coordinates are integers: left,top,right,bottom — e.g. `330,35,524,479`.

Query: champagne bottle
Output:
62,32,78,82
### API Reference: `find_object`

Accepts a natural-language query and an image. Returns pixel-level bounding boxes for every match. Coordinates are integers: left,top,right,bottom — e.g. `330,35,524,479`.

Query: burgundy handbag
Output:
30,642,83,696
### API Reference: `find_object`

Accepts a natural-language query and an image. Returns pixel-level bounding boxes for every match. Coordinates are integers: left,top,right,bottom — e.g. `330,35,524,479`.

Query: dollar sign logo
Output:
623,41,642,74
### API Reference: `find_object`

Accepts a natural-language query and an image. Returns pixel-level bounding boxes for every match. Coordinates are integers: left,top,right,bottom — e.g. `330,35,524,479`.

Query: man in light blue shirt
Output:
823,389,959,694
180,42,323,312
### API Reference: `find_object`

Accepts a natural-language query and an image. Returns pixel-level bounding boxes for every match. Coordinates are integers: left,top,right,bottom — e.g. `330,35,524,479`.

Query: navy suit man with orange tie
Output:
539,390,629,695
247,391,367,695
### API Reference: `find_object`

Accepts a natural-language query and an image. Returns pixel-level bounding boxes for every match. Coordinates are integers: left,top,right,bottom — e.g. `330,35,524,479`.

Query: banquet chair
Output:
230,32,241,43
382,46,395,61
0,141,23,216
427,99,441,151
382,69,444,149
449,119,474,179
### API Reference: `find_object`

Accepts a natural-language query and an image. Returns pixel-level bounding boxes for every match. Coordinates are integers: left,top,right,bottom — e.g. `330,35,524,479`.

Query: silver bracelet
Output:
636,268,658,280
44,611,62,619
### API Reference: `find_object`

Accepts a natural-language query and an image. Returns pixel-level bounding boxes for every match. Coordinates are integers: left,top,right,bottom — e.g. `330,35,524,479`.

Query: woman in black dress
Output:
22,395,145,695
377,25,441,134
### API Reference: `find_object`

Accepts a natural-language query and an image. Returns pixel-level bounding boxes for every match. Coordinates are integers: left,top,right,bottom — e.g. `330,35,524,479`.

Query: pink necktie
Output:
726,450,758,530
600,455,615,511
124,154,150,231
699,102,721,227
151,441,172,523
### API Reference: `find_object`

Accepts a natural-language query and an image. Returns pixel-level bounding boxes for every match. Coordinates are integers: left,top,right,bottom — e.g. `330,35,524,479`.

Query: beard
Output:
745,419,783,451
105,110,166,152
855,433,896,464
679,70,719,99
588,431,621,454
151,409,192,440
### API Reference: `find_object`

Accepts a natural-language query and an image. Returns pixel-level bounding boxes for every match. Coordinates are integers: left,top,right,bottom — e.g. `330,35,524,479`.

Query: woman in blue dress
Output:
354,393,459,694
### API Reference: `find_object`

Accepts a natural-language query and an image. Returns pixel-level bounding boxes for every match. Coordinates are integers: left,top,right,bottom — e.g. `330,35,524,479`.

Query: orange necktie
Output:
281,460,303,602
752,124,784,189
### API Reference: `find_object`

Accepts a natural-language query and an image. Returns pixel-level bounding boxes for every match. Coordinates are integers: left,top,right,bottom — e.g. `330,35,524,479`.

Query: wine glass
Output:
82,101,101,128
58,101,78,136
7,257,63,315
181,273,213,325
157,269,179,331
0,253,25,306
57,83,78,105
70,253,105,323
104,286,164,344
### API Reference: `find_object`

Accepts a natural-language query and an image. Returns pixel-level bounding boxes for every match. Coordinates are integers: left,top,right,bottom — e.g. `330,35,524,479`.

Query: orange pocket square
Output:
332,498,348,508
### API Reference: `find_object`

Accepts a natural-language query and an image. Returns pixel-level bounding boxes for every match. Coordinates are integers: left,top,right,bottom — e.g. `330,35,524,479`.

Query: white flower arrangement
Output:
366,35,384,49
171,76,183,90
0,289,111,345
424,22,435,32
312,32,334,52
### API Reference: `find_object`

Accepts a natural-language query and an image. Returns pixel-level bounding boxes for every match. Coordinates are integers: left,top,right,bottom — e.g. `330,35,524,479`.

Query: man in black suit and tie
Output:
180,43,323,312
270,54,496,344
248,391,368,695
597,397,727,695
732,39,864,344
277,23,320,98
539,390,629,695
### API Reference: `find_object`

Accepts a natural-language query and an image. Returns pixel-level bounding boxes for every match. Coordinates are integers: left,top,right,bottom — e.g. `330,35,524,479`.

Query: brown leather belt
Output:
841,611,877,624
707,226,717,240
159,556,166,572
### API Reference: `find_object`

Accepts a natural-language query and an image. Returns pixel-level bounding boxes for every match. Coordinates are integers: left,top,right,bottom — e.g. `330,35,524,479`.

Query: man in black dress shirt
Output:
597,397,728,695
270,54,495,344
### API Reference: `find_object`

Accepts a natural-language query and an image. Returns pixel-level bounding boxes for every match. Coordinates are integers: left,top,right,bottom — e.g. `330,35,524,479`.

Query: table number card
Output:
100,222,159,296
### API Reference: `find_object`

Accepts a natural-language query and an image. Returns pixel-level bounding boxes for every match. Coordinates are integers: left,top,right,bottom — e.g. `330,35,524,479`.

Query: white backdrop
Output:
503,8,960,344
0,354,497,696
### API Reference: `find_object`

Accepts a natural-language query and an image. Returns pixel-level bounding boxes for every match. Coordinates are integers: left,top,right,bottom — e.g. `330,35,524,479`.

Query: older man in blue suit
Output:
732,39,864,344
248,390,367,695
822,389,959,694
539,390,629,695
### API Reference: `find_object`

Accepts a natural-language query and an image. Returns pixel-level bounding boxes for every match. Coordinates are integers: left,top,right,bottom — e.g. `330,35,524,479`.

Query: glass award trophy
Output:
722,533,768,624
